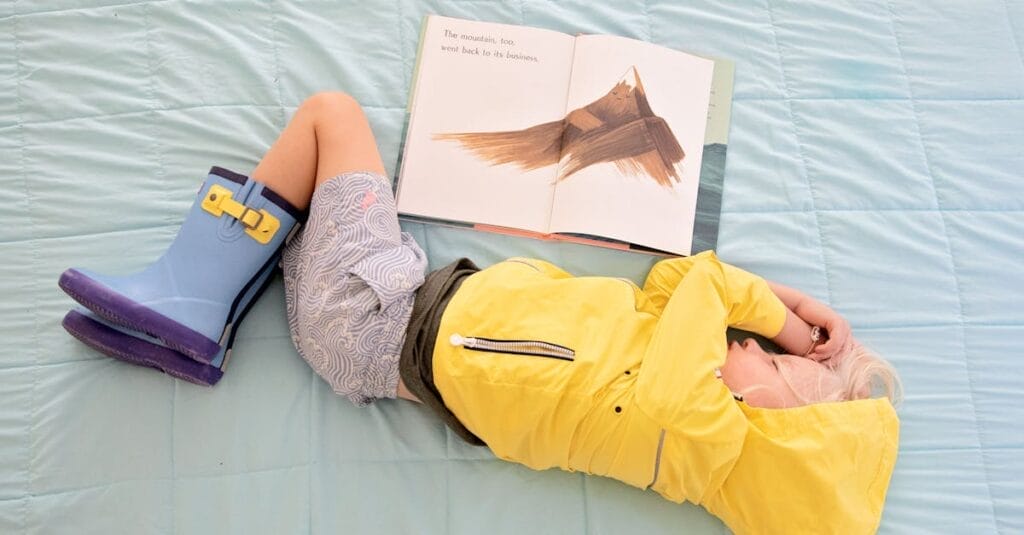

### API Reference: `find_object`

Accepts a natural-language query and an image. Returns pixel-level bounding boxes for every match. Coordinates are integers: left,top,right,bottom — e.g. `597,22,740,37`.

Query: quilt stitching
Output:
0,103,402,134
11,9,32,531
764,2,835,307
11,9,45,529
1,1,171,20
141,4,174,235
885,1,999,531
139,8,178,532
644,0,652,44
397,0,409,95
268,0,287,132
1004,0,1024,81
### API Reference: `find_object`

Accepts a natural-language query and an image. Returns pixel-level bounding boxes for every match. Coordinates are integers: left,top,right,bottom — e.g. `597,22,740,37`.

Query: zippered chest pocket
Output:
449,333,575,362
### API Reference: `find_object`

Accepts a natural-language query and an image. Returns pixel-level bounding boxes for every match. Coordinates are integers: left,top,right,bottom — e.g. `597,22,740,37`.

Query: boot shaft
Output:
60,167,305,363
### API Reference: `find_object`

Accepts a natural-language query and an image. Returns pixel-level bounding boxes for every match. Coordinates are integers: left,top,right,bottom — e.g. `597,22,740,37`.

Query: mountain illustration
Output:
434,66,687,187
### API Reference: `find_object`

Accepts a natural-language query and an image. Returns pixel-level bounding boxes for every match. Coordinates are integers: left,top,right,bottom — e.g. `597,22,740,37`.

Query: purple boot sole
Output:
59,269,222,363
62,309,223,386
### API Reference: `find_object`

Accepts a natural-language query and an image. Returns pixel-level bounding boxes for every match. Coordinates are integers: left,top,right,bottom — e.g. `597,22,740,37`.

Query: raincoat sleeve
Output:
632,251,793,502
635,252,787,441
642,252,787,337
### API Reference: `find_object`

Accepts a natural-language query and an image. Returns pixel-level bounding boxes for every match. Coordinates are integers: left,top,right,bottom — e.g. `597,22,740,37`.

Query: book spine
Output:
395,15,433,204
545,36,580,233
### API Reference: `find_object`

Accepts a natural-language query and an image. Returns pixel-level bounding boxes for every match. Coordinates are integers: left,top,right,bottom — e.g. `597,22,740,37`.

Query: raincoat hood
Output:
640,252,900,534
708,399,899,534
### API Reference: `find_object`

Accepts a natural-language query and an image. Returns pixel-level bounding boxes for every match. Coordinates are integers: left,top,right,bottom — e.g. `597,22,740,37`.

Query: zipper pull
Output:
450,333,476,348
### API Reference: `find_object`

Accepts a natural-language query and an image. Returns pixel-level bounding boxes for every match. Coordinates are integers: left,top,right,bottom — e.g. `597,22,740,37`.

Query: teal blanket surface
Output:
2,1,1022,533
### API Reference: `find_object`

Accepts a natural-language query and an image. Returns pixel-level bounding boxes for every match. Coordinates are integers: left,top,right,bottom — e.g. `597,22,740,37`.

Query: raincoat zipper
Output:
449,333,575,361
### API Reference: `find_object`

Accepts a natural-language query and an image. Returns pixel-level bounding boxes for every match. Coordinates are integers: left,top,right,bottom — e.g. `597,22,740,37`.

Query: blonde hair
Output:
779,344,903,407
831,344,903,406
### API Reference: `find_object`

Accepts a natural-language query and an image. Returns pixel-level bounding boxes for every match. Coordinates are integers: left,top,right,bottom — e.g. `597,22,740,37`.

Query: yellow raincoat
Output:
432,252,899,534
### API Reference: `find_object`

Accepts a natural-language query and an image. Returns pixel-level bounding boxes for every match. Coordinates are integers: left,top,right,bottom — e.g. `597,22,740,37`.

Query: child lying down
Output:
58,92,902,535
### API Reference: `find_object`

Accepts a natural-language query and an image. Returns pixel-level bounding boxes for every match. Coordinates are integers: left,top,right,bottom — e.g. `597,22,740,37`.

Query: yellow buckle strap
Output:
201,184,280,244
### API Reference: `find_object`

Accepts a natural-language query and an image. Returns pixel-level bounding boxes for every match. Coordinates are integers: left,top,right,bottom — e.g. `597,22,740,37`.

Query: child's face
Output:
720,338,840,408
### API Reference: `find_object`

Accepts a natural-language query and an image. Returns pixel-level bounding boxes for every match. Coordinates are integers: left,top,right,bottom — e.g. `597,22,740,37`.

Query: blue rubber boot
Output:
58,167,304,364
60,258,282,386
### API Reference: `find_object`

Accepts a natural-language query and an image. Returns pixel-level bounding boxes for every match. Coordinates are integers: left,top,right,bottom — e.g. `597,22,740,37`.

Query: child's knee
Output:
301,91,365,123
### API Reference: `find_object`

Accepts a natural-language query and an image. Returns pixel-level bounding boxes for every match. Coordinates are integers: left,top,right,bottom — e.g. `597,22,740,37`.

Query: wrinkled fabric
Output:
282,172,427,406
432,252,899,534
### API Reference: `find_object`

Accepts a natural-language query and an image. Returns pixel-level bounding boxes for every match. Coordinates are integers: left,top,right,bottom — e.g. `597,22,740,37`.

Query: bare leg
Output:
251,93,420,403
251,92,386,211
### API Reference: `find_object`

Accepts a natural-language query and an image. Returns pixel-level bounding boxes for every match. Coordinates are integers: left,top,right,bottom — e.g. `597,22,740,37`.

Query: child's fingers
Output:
809,342,836,361
810,342,835,361
814,339,838,359
824,322,850,351
812,333,848,361
814,336,855,365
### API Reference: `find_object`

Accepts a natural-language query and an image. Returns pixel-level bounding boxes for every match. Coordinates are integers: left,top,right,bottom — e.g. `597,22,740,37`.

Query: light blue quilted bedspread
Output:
1,1,1022,533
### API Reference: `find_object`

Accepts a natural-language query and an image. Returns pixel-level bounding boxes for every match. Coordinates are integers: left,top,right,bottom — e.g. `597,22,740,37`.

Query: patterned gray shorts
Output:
281,171,427,406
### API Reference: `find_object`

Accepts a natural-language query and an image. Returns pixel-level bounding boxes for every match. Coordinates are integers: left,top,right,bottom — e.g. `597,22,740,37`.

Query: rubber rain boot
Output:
59,166,304,363
61,256,282,386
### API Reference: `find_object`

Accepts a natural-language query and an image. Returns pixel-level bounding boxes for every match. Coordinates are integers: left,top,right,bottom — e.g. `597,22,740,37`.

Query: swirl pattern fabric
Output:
281,172,427,406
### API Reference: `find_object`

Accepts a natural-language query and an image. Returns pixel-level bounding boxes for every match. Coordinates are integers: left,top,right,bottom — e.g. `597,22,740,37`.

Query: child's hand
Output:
808,312,853,363
767,280,857,364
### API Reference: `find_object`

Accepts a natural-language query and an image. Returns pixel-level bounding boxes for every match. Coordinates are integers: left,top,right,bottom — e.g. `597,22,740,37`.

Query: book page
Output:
548,35,714,255
396,15,575,233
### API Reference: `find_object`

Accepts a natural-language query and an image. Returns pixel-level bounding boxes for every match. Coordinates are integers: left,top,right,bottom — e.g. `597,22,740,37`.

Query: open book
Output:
396,15,734,256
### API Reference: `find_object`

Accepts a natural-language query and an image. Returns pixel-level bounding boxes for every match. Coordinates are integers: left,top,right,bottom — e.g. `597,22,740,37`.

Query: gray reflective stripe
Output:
648,429,667,488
